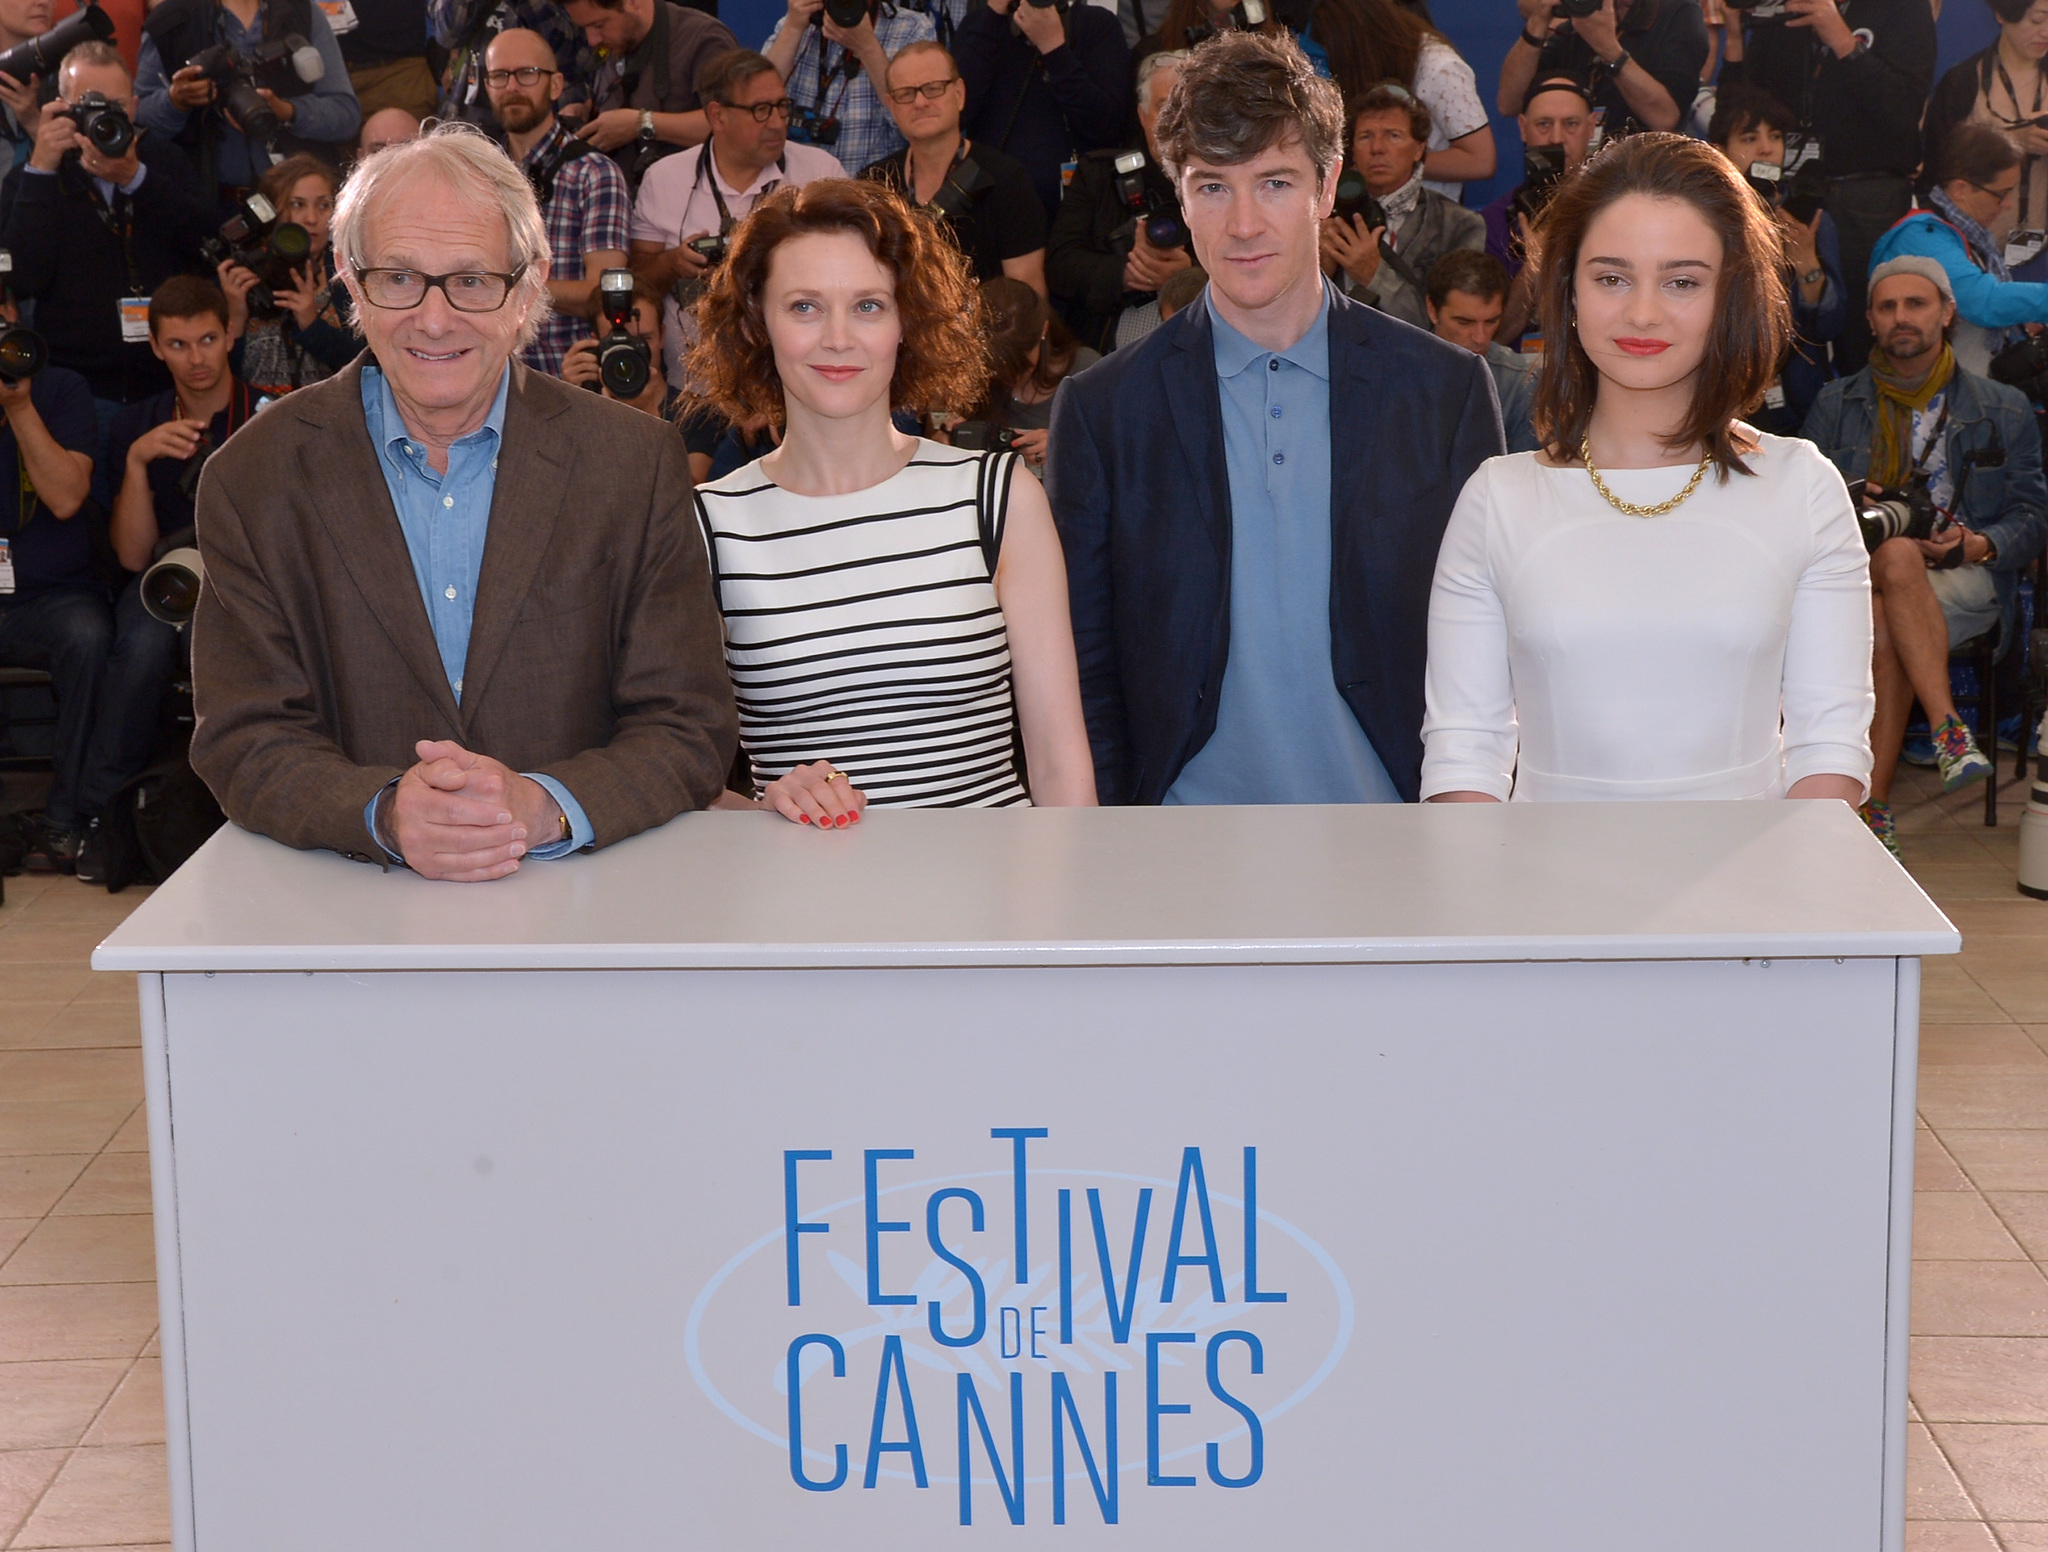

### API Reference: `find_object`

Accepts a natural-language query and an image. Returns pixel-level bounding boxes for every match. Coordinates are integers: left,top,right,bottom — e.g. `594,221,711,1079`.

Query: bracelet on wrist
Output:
1519,26,1547,47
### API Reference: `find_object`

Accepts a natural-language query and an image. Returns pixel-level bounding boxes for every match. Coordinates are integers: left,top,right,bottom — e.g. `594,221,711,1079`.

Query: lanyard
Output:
86,181,142,296
693,144,785,231
1991,51,2045,230
903,137,966,208
803,27,860,120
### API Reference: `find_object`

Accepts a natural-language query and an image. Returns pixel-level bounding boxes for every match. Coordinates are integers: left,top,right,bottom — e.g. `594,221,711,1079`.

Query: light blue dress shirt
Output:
358,363,591,860
1163,286,1401,807
135,1,361,190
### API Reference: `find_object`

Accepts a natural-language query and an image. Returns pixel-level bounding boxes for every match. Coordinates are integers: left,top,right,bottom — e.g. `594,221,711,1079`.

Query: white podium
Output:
95,801,1957,1552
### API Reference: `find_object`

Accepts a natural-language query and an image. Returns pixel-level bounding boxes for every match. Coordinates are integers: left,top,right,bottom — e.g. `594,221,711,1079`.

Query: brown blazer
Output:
189,356,738,863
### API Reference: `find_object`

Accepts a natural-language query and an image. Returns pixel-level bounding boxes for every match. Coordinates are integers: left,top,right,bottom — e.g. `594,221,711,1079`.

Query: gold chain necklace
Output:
1580,435,1712,517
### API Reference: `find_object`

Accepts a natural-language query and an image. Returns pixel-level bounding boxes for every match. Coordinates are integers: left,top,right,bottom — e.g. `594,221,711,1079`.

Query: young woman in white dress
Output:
687,179,1097,827
1421,133,1875,805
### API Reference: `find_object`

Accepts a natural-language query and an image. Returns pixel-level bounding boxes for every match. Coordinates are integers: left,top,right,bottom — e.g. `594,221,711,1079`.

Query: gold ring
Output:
825,771,846,784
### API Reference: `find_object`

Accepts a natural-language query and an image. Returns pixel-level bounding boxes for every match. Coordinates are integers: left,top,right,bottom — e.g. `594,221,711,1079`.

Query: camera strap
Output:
85,183,143,297
1991,52,2045,232
803,28,861,123
695,143,786,232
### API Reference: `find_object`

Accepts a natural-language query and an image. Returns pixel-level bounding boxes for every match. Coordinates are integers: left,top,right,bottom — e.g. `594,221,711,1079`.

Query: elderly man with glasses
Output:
629,48,844,389
187,121,737,881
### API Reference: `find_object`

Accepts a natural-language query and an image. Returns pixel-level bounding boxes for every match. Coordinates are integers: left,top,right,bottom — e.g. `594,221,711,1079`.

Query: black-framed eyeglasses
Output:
1968,177,2021,201
716,95,793,122
483,65,557,87
886,76,958,105
355,266,528,312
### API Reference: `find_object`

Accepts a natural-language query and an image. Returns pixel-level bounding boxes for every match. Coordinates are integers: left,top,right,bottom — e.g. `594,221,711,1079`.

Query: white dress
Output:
1420,434,1875,803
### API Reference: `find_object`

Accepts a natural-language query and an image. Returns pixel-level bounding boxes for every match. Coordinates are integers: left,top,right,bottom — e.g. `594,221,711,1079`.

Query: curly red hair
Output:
685,178,989,425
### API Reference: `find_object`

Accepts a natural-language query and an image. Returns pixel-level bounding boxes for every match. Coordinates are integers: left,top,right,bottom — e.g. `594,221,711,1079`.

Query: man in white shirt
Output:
629,48,844,387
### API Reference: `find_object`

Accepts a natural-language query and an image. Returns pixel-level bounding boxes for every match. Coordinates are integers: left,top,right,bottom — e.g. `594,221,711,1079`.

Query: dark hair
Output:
1933,121,2022,190
696,47,779,104
688,178,988,425
1426,248,1508,309
1990,0,2039,25
1527,133,1788,477
149,274,230,334
1140,0,1279,61
257,153,336,213
1351,80,1431,143
1154,30,1346,185
1705,85,1797,151
1308,0,1436,115
976,276,1083,409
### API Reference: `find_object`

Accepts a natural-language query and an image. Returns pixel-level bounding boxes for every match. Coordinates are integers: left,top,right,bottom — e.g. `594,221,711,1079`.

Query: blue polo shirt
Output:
1164,286,1400,807
0,367,105,601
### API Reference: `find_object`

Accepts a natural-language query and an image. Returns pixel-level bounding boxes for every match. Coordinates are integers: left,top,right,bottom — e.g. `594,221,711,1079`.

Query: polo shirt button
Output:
442,495,454,508
1272,452,1285,466
1267,359,1279,371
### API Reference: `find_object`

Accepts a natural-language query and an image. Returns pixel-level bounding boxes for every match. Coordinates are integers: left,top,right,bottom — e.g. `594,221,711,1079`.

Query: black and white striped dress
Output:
696,442,1032,808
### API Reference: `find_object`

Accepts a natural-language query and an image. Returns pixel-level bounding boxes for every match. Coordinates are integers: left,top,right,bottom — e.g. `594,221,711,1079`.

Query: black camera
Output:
186,34,325,145
1555,0,1604,17
1111,150,1188,253
788,102,840,147
1744,158,1826,223
174,433,214,503
1330,162,1385,231
686,232,729,268
0,3,112,83
200,192,313,316
0,322,46,385
1184,0,1266,44
1993,330,2048,405
814,0,870,26
615,127,678,187
928,155,995,222
1726,0,1791,16
1852,473,1941,552
949,420,1020,452
592,268,651,399
1512,142,1568,226
55,90,133,158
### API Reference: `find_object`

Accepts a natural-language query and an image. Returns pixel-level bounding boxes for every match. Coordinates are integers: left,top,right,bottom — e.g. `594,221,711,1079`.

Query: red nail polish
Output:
799,814,810,824
835,815,847,827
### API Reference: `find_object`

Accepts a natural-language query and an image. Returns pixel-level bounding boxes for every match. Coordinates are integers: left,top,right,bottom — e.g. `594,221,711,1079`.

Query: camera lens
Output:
599,333,651,399
140,548,205,627
0,325,46,383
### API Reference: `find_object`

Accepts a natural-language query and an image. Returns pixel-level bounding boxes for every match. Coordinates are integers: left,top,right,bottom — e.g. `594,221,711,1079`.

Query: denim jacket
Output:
1800,364,2048,624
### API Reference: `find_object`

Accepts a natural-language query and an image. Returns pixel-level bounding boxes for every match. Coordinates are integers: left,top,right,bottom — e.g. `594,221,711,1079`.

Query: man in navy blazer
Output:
1046,31,1504,806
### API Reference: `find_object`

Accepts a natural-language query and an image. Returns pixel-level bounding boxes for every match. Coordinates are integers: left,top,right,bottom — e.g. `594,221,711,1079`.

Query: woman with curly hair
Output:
689,178,1097,826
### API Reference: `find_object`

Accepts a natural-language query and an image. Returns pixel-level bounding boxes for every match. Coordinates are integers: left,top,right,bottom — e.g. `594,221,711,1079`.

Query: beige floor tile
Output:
0,1218,155,1287
1932,1423,2048,1520
1913,1262,2048,1336
10,1443,169,1547
0,929,111,968
0,1005,64,1042
1914,865,2029,904
1911,1420,1982,1519
1921,1075,2048,1131
1924,1129,1976,1191
0,1002,142,1053
49,1156,149,1219
0,1217,32,1263
81,1360,161,1448
1913,1338,2048,1422
0,1287,155,1365
1990,1526,2048,1550
1922,1024,2048,1071
1924,962,2012,1024
1975,976,2048,1024
0,970,94,1005
1904,1523,1999,1550
0,1361,130,1451
0,1448,68,1544
0,1159,87,1220
0,1107,131,1161
99,1110,145,1157
1990,1194,2048,1260
0,1053,140,1109
67,978,137,1008
1918,1193,2028,1259
1944,901,2048,937
1943,1132,2048,1192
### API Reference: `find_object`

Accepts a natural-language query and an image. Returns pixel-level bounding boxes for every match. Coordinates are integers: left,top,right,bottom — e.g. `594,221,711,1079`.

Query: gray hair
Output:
331,120,552,349
59,41,130,92
1136,48,1187,114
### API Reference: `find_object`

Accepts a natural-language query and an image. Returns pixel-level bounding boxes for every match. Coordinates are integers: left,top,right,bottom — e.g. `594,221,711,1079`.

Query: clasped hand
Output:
380,738,565,881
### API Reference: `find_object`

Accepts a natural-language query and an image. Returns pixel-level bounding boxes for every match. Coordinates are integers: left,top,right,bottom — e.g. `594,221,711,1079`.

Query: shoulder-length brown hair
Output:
1310,0,1437,116
686,178,988,426
1527,132,1788,478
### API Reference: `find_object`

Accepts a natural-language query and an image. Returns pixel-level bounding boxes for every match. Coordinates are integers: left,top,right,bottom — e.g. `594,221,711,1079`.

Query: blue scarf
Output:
1928,185,2023,350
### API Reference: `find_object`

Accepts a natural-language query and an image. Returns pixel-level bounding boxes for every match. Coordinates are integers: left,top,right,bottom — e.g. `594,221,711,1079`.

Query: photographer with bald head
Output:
188,122,736,878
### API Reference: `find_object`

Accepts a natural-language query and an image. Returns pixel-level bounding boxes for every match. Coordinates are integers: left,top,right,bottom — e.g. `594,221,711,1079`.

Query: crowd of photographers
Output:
1,0,2047,874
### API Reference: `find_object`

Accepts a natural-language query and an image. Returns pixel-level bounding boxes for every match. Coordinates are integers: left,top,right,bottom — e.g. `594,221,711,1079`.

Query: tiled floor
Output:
0,769,2045,1549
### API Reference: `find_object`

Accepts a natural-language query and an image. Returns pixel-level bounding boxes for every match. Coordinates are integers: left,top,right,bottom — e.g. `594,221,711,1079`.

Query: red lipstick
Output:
1615,338,1671,356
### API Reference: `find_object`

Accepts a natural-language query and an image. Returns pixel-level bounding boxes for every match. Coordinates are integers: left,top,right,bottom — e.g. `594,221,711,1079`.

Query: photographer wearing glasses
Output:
630,49,845,387
762,0,936,179
1498,0,1705,138
483,28,629,376
560,0,736,177
862,39,1046,296
1799,258,2047,854
186,122,736,879
950,0,1131,223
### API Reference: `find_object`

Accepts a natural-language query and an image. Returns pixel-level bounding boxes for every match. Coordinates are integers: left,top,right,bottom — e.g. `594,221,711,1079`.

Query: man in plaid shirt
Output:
763,0,936,180
486,29,633,377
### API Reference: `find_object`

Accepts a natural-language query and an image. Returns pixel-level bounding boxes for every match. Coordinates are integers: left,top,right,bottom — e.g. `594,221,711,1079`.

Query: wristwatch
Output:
638,109,655,138
1800,265,1825,287
1520,25,1548,47
1604,46,1632,74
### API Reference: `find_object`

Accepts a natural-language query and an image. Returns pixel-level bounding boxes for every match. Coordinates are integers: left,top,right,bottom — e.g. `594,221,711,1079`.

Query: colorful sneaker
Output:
1934,715,1995,793
1859,799,1900,858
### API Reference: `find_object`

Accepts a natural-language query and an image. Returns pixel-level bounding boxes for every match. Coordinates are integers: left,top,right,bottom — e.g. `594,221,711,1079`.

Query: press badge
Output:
1763,380,1787,410
1060,158,1077,190
2009,231,2048,269
0,539,14,596
118,297,149,344
316,0,360,34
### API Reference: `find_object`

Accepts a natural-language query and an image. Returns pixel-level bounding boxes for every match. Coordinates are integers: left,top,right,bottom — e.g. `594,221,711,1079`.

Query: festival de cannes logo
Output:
685,1130,1353,1529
